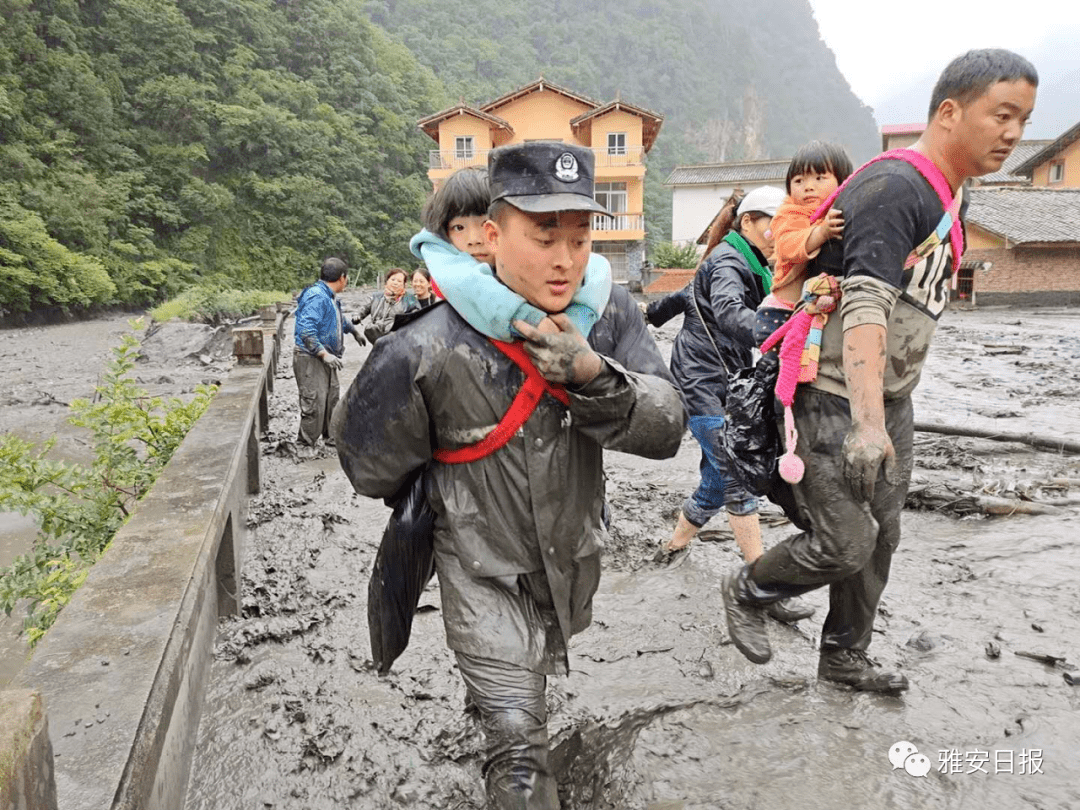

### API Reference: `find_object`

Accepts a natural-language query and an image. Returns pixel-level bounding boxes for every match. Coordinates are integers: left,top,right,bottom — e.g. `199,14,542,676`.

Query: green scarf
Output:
724,231,772,294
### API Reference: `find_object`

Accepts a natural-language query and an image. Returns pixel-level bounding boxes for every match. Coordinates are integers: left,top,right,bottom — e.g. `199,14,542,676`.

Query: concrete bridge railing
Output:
1,308,284,810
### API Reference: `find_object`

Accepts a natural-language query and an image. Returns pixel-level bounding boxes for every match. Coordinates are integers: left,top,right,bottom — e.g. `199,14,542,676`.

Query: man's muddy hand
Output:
841,423,898,502
514,315,602,386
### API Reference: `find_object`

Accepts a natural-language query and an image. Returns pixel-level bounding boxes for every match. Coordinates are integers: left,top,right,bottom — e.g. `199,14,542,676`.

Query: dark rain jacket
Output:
334,285,685,670
645,240,767,416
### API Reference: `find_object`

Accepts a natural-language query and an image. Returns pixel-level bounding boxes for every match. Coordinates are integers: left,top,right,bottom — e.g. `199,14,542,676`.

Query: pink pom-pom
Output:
779,451,805,483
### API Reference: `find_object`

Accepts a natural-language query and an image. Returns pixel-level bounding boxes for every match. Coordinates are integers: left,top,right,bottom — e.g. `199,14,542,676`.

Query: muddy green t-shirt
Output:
806,160,967,400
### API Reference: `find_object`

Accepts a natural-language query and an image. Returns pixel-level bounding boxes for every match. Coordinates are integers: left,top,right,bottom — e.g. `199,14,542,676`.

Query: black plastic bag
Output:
721,353,781,496
368,468,436,674
722,354,811,532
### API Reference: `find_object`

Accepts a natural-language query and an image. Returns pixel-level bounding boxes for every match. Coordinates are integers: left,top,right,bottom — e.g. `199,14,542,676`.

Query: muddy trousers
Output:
292,350,339,447
739,388,914,652
455,653,559,810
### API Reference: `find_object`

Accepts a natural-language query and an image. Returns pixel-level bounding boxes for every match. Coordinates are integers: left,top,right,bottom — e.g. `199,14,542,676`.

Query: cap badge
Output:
554,152,579,183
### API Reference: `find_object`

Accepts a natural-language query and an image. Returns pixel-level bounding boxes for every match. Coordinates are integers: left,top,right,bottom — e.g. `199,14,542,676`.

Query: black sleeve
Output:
645,285,689,327
706,253,756,349
593,285,676,384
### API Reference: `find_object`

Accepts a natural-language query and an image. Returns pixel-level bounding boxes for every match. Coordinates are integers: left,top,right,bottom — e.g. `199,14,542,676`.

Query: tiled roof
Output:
1013,121,1080,176
644,268,695,294
481,78,600,115
975,140,1053,185
416,105,513,142
665,160,789,186
966,188,1080,244
570,101,664,152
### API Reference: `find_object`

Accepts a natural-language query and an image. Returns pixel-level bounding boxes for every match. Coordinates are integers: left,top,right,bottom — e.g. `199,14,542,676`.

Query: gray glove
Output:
320,352,344,371
352,332,367,347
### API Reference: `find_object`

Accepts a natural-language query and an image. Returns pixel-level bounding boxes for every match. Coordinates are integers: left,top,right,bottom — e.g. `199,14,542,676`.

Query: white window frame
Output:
607,132,627,156
595,182,627,212
455,136,474,160
594,182,628,229
1049,161,1065,183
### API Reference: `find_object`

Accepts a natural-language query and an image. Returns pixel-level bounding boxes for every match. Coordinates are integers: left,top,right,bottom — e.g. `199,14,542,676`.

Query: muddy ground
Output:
4,295,1080,808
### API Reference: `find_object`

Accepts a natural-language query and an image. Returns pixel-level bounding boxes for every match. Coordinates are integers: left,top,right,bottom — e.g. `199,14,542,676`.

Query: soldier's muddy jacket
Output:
334,284,685,672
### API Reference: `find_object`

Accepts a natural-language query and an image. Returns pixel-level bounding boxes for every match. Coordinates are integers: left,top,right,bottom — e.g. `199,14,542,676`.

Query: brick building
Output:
963,189,1080,305
962,121,1080,305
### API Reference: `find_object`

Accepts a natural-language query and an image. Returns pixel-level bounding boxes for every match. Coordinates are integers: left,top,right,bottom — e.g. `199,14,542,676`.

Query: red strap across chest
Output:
433,339,570,465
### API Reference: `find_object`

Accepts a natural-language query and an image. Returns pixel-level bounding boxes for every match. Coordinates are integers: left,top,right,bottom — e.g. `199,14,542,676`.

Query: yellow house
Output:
417,78,663,286
1013,120,1080,188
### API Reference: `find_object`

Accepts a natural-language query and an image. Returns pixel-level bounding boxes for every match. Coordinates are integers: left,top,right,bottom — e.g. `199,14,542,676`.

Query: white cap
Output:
736,186,785,219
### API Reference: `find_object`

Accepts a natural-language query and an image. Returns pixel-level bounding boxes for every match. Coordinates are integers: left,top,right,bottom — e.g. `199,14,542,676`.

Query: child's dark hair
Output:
785,141,854,194
421,168,491,239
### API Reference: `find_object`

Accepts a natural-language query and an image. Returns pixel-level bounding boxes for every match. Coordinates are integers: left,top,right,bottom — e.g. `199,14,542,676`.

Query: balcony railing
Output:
593,212,643,232
429,145,645,171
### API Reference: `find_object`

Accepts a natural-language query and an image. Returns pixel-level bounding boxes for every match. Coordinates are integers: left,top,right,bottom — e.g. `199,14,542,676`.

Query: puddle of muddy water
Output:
186,305,1080,810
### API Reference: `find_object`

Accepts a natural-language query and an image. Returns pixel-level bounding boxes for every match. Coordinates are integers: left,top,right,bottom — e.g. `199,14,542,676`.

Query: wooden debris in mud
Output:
906,480,1066,517
915,421,1080,455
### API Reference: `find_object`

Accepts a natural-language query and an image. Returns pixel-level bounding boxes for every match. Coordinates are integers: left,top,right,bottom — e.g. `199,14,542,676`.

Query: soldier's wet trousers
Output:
293,350,339,447
455,652,560,810
741,388,914,652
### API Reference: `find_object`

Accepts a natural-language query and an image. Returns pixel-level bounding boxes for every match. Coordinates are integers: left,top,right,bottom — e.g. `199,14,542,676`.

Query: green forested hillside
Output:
0,0,446,313
0,0,878,314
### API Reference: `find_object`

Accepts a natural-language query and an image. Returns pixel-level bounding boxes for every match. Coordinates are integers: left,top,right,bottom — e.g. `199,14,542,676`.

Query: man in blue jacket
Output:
293,257,364,448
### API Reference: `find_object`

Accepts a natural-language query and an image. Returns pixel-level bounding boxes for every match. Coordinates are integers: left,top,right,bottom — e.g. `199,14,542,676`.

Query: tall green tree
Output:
0,0,447,314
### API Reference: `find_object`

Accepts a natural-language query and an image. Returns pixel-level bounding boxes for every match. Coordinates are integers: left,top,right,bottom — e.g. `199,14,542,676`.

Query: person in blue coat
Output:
292,257,363,447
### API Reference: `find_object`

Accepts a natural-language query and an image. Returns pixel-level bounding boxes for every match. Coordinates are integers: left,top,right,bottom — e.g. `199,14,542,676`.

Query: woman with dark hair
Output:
353,267,409,344
406,265,436,309
646,186,814,623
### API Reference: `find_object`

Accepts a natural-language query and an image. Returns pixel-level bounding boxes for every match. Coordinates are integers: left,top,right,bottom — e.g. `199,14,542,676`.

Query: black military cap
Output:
488,141,612,216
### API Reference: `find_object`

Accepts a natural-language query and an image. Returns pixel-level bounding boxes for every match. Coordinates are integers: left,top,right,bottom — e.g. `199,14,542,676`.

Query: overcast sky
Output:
808,0,1080,137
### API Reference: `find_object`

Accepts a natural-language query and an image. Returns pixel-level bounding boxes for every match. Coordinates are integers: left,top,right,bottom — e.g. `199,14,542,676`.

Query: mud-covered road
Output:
180,295,1080,810
4,297,1079,809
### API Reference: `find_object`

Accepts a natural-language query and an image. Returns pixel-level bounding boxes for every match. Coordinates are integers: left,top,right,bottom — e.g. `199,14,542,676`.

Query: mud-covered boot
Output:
722,568,771,664
765,597,815,623
818,648,909,693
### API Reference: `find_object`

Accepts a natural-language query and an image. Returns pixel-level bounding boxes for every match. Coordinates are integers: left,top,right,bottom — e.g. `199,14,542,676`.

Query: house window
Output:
455,136,474,160
607,132,627,156
592,242,628,282
595,182,628,230
1049,161,1065,183
595,181,627,214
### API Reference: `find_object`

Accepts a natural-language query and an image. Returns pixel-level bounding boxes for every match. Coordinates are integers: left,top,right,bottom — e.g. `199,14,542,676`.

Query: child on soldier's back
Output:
409,166,612,341
755,141,852,345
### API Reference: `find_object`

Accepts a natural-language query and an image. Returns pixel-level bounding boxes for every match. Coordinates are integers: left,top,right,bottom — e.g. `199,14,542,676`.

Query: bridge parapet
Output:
2,313,282,810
